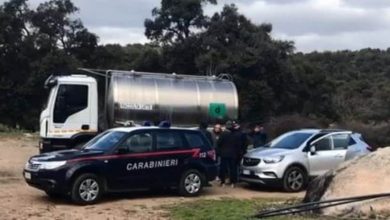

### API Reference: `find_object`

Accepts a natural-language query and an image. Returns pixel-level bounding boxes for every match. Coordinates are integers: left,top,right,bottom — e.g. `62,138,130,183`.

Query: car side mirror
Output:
117,148,128,154
310,145,316,155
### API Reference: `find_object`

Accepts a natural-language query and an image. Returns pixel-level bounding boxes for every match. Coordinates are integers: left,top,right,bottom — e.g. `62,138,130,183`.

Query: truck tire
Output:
71,173,103,205
40,142,52,154
178,169,204,197
282,166,307,192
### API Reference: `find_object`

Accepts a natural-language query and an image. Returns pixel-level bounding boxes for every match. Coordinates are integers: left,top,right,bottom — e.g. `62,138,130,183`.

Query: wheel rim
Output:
287,170,303,191
79,178,99,202
184,173,201,194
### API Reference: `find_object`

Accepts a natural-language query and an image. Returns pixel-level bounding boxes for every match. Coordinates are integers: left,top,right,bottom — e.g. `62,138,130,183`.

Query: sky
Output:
3,0,390,52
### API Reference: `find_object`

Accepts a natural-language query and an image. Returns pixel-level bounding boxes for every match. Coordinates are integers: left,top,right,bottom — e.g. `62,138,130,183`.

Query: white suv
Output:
240,129,370,192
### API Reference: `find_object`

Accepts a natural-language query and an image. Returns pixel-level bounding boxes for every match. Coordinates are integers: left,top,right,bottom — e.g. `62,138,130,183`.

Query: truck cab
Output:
40,75,98,152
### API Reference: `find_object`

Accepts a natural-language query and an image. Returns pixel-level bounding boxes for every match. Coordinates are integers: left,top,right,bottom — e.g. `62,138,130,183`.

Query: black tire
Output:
40,143,52,154
282,166,307,192
178,169,205,197
71,173,103,205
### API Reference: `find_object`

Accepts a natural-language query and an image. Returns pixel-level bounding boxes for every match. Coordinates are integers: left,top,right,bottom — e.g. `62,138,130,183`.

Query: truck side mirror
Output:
310,145,316,155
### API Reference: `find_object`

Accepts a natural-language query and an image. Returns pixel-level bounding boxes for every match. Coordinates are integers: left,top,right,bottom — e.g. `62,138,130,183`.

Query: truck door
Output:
51,84,91,139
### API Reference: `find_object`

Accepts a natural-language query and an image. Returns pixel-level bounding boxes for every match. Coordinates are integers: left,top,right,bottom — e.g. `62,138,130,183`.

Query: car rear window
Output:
184,132,208,149
348,136,356,145
156,131,184,151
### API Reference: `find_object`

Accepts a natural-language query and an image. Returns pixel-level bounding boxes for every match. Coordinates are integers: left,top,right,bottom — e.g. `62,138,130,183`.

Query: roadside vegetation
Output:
0,124,28,137
166,198,330,220
0,124,38,141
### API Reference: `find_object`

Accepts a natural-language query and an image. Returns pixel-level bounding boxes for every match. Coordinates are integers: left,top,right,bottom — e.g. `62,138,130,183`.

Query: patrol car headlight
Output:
40,161,67,170
263,156,284,164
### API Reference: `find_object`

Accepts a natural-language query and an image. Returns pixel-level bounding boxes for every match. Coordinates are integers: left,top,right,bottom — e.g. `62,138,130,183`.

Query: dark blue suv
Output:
23,127,217,204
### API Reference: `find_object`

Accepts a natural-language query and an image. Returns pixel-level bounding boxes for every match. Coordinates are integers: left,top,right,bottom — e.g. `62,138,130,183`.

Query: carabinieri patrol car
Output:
23,126,217,204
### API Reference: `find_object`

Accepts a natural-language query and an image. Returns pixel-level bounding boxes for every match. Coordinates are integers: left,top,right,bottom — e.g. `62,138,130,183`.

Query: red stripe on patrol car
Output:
69,148,201,162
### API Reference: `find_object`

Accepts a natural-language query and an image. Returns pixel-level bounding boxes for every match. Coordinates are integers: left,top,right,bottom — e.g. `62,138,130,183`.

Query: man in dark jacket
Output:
211,123,222,149
251,125,268,148
217,121,247,188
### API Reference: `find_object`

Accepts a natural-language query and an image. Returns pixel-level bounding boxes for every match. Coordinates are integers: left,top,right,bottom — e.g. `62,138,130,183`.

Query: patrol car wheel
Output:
71,173,102,205
179,169,204,197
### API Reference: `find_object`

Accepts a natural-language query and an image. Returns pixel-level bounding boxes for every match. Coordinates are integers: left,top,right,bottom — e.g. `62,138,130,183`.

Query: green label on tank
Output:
209,103,226,118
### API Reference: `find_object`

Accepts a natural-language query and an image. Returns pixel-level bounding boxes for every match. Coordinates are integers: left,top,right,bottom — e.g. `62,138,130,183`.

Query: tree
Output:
0,0,35,128
144,0,217,74
0,0,97,129
195,4,296,120
144,0,216,44
31,0,98,64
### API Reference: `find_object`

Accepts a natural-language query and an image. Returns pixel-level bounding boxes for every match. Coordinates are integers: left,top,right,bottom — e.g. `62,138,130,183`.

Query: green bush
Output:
0,123,25,133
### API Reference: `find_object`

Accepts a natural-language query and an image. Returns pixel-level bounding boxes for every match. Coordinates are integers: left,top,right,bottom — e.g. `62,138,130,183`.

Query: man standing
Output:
211,123,222,149
211,123,223,181
217,121,247,188
251,125,268,148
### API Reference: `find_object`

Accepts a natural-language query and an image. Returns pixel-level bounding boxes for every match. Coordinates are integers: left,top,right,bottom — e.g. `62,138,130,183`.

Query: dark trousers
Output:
219,157,238,184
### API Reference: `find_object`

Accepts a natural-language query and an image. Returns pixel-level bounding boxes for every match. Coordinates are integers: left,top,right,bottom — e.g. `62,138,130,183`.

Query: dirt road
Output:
0,135,302,220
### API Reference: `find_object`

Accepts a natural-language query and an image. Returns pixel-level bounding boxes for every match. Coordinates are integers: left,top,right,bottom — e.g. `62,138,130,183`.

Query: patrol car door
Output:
153,130,188,185
107,131,154,190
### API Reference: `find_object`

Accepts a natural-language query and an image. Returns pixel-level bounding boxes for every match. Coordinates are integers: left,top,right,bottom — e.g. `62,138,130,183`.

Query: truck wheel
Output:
178,169,204,197
282,166,307,192
71,173,102,205
39,143,52,154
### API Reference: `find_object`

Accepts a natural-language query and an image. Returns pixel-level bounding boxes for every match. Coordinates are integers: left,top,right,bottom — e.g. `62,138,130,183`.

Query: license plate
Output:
24,172,31,180
243,169,251,175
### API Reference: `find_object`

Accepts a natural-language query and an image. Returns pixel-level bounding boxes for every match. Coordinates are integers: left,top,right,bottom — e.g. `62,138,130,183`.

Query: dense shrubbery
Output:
0,123,24,133
339,121,390,148
263,114,325,139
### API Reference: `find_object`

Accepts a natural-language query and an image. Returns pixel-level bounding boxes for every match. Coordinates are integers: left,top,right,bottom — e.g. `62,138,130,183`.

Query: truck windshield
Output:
269,132,313,150
83,131,127,151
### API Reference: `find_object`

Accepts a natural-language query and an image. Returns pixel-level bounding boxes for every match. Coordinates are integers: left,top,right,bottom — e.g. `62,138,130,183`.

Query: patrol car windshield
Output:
83,131,127,151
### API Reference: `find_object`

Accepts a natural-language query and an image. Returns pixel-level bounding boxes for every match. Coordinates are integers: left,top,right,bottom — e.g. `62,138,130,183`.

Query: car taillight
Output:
207,149,216,161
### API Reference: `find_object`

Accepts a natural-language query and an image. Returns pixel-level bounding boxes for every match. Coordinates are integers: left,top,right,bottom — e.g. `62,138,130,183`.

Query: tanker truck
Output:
39,68,239,153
